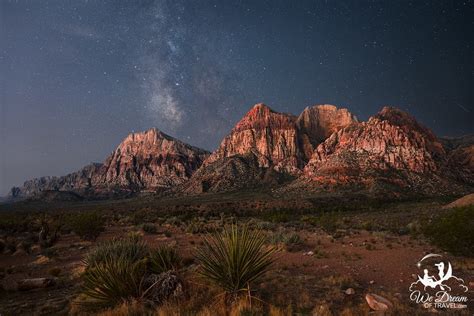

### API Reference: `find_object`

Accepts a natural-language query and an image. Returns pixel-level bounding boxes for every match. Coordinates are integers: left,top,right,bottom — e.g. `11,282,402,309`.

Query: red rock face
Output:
304,107,447,185
297,104,358,160
93,128,210,190
11,128,209,198
204,103,304,174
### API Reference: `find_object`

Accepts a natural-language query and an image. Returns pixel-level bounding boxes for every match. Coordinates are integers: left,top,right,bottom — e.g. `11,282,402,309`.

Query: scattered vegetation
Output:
84,235,149,267
67,211,105,241
37,214,62,248
424,206,474,257
142,223,157,234
195,224,276,302
149,246,181,274
78,236,183,312
80,257,148,309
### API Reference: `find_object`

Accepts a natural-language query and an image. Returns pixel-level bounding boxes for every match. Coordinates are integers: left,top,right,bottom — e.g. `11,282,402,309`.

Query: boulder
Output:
365,293,392,311
17,278,55,291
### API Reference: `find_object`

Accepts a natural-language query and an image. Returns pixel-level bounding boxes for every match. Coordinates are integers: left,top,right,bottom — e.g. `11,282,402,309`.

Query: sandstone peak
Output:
204,103,303,174
11,128,210,198
297,104,357,156
301,106,458,194
374,106,433,137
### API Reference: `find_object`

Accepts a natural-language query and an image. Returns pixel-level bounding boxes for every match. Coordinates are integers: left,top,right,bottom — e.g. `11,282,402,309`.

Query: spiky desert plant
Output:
149,245,182,274
195,224,275,301
80,257,148,310
84,235,149,268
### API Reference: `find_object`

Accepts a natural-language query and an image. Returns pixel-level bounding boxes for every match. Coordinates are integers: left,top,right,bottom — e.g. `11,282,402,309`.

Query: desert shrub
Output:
284,233,301,245
0,239,5,253
267,231,302,249
0,213,31,233
142,223,157,234
164,230,172,237
149,246,181,274
79,237,149,311
48,267,62,277
80,257,148,310
195,224,275,301
317,212,341,234
78,236,185,312
36,214,63,248
256,221,276,231
165,217,181,227
84,235,149,267
185,221,203,234
262,210,292,223
424,206,474,257
67,211,105,241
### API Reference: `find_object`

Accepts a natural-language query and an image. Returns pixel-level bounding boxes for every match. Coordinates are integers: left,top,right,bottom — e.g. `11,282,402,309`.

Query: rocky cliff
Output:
10,128,209,198
203,103,304,174
297,104,358,160
94,128,210,190
8,104,473,200
300,107,470,194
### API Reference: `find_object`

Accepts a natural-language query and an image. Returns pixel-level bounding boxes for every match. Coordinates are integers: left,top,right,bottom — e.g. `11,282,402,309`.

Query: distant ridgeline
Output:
9,104,474,201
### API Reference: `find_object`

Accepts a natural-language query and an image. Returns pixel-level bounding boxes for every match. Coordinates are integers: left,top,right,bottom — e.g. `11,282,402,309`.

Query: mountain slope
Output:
203,103,304,174
10,128,210,198
297,104,358,160
299,107,470,195
94,128,210,190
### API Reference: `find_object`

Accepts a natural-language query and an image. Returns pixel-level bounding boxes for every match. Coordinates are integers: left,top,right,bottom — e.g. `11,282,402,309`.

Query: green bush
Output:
68,211,105,241
80,258,148,309
142,223,157,234
149,246,181,274
318,212,341,234
424,206,474,257
79,236,150,311
195,224,275,301
84,235,149,267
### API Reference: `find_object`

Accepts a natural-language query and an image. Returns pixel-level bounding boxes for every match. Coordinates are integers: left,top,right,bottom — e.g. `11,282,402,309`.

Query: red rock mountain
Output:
203,103,356,175
204,103,304,174
10,128,209,198
297,104,358,160
301,107,470,194
94,128,209,190
9,104,473,199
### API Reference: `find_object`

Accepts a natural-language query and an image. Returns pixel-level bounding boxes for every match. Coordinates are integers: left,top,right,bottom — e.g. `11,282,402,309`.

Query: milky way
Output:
1,0,473,193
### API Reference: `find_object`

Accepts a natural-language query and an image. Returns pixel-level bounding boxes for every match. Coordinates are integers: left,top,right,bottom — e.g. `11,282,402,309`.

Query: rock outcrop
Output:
204,103,304,174
297,104,357,159
94,128,210,190
8,104,473,200
10,128,209,198
179,153,290,194
9,163,102,198
301,107,461,194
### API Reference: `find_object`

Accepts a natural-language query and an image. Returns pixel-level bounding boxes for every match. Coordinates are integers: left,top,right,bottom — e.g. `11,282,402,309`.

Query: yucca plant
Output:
84,235,149,268
80,257,148,309
149,245,182,274
195,224,275,301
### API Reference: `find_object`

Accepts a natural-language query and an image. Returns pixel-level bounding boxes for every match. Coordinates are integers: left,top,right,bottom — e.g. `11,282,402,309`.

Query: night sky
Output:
1,0,473,194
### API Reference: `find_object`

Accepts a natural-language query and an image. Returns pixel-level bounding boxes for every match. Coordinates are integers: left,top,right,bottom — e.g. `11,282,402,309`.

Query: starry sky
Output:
1,0,473,194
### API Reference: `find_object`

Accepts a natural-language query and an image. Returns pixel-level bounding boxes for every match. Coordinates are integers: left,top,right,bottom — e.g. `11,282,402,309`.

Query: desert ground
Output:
0,192,473,315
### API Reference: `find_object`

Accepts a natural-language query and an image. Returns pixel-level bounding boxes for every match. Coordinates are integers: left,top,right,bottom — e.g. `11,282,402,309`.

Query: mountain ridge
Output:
7,103,474,200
